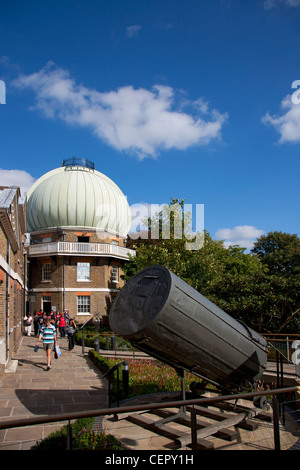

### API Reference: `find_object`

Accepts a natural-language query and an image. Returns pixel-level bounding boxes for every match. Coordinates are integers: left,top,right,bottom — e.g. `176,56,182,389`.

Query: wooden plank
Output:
176,411,248,448
152,408,238,442
186,405,259,431
128,413,214,449
214,401,272,422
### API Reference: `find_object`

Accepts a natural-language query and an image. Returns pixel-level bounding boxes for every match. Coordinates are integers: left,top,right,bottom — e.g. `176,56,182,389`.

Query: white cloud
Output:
126,25,142,37
215,225,265,250
12,62,228,160
264,0,300,9
0,169,35,196
262,93,300,143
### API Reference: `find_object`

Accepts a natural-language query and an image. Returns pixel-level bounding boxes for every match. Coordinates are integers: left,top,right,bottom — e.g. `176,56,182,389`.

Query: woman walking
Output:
67,318,77,351
35,317,57,370
58,313,66,338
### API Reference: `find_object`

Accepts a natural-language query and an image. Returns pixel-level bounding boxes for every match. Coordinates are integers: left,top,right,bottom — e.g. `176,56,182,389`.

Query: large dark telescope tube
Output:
109,265,268,391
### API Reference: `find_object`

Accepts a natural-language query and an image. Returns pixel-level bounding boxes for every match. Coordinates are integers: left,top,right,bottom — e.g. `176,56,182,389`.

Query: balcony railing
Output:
29,242,136,259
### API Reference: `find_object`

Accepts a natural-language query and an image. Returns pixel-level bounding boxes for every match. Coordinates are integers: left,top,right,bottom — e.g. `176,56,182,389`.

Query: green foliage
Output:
88,349,112,375
89,351,212,400
251,231,300,276
123,199,300,333
75,327,133,350
31,415,122,451
31,417,94,450
73,429,122,450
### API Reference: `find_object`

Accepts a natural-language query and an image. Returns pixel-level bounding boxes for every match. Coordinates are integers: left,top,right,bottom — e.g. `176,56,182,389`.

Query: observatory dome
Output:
26,159,131,236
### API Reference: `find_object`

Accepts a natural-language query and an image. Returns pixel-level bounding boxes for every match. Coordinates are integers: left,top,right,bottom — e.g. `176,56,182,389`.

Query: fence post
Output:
122,361,129,396
272,397,281,451
66,420,72,450
111,334,116,351
190,408,197,450
81,329,85,355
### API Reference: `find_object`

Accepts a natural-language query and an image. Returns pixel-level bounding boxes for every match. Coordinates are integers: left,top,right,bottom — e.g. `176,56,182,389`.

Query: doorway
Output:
42,295,51,314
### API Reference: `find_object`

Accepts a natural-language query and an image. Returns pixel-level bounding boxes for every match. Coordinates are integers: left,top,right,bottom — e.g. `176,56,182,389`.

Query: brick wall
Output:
0,189,27,382
28,240,126,325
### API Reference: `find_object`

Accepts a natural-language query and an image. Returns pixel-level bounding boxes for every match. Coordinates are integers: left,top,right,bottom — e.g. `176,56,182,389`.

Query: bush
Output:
74,428,122,450
88,351,210,402
31,416,121,450
75,327,133,350
88,350,126,403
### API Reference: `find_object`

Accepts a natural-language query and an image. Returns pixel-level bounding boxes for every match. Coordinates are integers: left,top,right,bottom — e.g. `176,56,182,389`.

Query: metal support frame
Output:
272,397,281,451
154,367,186,427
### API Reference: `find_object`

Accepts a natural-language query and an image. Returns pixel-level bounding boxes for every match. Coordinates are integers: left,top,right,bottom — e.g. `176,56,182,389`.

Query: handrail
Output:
0,386,299,431
101,361,124,379
101,361,128,407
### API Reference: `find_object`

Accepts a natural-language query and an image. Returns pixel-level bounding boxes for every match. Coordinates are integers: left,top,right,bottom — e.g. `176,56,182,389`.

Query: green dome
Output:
26,163,131,236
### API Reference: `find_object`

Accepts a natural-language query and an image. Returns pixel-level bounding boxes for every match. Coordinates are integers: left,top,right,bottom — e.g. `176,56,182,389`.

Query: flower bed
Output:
88,351,207,400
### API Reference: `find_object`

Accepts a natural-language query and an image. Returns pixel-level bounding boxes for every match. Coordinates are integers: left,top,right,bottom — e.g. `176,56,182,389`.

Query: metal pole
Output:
116,365,120,407
191,408,197,450
67,420,72,450
272,397,281,451
122,361,129,396
81,328,85,355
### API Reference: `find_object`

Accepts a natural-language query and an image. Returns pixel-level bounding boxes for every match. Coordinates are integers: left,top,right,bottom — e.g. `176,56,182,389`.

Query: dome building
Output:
26,159,135,323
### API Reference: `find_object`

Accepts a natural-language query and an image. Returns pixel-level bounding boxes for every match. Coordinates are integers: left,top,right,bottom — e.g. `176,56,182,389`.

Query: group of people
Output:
24,308,77,355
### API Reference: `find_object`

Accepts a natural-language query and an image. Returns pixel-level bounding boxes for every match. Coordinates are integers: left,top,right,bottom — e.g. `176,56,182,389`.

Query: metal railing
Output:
264,334,300,362
101,360,129,408
29,241,136,259
0,386,299,451
264,334,300,379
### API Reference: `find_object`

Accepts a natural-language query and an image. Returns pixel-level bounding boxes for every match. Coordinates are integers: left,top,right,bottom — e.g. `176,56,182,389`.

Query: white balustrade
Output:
29,241,135,259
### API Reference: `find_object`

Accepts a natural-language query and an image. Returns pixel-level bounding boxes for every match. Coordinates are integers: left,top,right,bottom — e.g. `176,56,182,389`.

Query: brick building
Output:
0,186,27,380
26,159,135,324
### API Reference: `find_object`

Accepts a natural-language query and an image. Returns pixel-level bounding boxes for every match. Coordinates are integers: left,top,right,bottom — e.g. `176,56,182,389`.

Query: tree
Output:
123,203,300,333
251,231,300,332
251,231,300,276
123,200,267,331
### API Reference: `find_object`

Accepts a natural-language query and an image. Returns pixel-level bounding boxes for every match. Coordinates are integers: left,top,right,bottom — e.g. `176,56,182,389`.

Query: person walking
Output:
67,318,77,351
33,311,39,336
64,308,70,325
23,313,33,336
58,313,66,338
35,317,57,370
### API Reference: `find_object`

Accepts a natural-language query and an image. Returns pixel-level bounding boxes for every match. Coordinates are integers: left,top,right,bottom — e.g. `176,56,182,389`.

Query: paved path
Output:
0,336,299,451
0,336,108,450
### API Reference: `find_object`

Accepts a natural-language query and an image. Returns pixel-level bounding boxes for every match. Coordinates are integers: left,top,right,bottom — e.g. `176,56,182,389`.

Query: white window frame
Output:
42,262,51,281
77,262,90,281
77,295,90,315
111,265,119,283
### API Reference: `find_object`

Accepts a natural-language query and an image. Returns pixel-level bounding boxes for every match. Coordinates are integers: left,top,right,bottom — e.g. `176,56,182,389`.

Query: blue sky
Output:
0,0,300,248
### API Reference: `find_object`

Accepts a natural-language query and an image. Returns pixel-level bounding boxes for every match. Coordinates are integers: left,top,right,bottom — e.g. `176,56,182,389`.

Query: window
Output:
111,265,119,283
77,236,89,243
77,262,90,281
42,236,52,243
77,295,90,314
42,263,51,281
